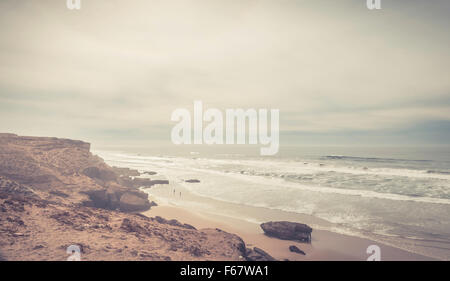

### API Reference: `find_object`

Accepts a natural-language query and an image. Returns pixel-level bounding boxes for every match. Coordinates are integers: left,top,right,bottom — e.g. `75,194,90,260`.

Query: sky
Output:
0,0,449,147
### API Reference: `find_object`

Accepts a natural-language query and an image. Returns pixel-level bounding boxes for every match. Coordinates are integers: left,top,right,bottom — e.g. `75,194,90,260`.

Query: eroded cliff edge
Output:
0,134,252,261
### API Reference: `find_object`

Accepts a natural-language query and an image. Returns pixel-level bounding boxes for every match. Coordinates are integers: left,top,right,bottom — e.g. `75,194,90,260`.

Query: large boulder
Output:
106,187,123,210
83,187,153,212
83,189,109,209
119,192,151,212
260,221,312,243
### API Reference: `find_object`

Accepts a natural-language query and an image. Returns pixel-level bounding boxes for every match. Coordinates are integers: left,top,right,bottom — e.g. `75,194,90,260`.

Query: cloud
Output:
0,0,449,145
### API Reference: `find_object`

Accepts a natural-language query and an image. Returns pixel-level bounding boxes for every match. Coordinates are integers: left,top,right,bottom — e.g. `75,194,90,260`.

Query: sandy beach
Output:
143,204,435,261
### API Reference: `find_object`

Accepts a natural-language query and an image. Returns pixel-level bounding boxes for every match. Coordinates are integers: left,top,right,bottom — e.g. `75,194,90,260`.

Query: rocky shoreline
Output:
0,133,276,261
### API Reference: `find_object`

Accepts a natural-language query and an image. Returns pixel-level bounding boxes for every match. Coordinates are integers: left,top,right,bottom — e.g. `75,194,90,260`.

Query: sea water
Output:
94,145,450,260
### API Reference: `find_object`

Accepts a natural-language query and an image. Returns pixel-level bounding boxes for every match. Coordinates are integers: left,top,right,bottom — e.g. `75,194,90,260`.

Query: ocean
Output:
94,145,450,260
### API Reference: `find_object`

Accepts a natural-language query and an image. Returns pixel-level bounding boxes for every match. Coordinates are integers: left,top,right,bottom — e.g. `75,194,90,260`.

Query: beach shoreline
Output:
0,134,445,261
97,148,449,261
143,203,436,261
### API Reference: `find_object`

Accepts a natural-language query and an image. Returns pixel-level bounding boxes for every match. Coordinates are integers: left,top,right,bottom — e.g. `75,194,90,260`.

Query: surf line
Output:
171,101,279,155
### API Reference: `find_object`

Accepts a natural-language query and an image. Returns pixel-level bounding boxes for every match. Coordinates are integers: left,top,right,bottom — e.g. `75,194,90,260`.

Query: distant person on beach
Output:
179,191,181,198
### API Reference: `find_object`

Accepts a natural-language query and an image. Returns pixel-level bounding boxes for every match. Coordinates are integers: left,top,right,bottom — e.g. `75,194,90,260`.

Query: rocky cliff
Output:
0,133,154,212
0,134,252,261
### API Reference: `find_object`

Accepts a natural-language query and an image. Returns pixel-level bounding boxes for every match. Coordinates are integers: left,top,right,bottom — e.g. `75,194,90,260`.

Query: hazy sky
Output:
0,0,449,147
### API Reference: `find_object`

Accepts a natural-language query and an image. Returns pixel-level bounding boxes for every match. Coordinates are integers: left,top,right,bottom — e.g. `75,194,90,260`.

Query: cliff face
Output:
0,133,150,211
0,134,248,261
0,133,97,189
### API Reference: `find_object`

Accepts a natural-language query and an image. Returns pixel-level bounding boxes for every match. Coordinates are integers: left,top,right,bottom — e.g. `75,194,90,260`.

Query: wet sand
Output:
144,204,435,261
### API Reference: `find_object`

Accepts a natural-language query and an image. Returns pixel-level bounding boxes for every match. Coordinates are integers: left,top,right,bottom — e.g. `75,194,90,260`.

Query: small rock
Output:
289,245,306,255
185,179,200,183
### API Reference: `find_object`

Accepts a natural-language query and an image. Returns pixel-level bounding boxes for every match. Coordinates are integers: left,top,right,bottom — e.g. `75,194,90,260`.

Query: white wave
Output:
96,150,450,204
179,166,450,205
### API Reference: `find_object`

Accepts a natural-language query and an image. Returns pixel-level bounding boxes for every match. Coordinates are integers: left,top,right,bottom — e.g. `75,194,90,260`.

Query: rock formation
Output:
185,179,200,183
0,133,155,212
0,134,260,261
119,192,152,212
260,221,312,243
0,176,249,260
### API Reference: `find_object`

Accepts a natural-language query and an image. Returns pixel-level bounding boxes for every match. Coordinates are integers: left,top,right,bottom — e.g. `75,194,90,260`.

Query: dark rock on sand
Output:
260,221,312,243
185,179,200,183
289,245,306,255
